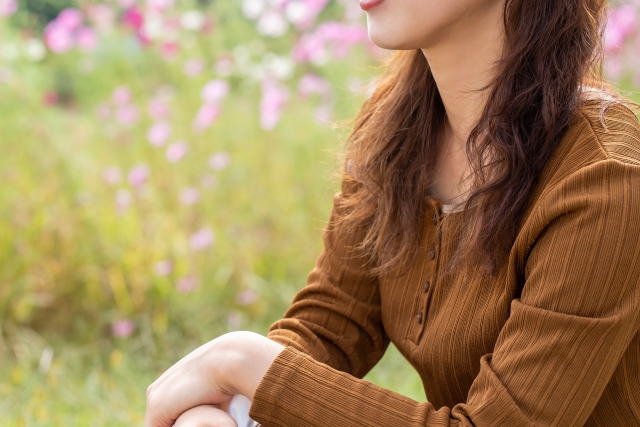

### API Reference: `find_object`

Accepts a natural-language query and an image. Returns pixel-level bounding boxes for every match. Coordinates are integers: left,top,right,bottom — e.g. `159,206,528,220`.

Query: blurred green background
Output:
0,0,638,425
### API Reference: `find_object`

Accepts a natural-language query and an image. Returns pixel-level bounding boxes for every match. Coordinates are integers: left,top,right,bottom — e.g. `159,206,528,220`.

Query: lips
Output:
359,0,384,11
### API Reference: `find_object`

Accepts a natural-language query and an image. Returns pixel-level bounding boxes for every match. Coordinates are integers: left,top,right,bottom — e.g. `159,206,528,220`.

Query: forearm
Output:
212,331,286,401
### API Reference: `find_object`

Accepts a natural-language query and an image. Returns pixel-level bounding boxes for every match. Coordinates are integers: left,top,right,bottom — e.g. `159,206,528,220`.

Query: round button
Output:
431,212,437,225
417,311,423,324
429,246,436,259
423,280,430,293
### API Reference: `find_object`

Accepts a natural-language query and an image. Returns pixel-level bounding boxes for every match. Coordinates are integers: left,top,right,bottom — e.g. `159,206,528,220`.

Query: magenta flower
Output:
147,122,171,147
128,164,150,187
236,289,259,306
201,80,230,103
208,151,231,170
76,27,98,52
111,319,136,337
179,187,200,205
166,140,189,163
189,227,215,250
193,103,221,133
114,104,140,127
122,6,144,31
0,0,17,17
43,21,74,53
153,259,173,276
102,167,122,185
57,8,83,30
111,86,132,106
176,276,199,293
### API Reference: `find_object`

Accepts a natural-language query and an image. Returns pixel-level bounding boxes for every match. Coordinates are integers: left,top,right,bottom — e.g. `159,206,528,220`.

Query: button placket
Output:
412,201,443,343
407,200,440,344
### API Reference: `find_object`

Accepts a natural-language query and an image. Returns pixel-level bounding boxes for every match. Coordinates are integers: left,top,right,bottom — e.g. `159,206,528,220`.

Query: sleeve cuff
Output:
248,346,303,424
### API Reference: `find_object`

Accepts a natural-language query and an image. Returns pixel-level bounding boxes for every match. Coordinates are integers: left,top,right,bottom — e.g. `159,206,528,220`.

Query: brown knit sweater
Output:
248,100,640,427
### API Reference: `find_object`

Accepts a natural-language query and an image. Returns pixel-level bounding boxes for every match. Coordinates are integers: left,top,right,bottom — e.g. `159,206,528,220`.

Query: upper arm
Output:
266,184,389,378
457,158,640,425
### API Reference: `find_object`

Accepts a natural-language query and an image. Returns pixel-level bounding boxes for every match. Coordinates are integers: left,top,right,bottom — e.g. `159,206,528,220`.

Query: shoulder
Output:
517,96,640,249
530,95,640,204
575,97,640,166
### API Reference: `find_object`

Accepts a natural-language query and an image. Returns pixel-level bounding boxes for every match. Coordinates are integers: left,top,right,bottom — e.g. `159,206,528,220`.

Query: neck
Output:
421,2,506,148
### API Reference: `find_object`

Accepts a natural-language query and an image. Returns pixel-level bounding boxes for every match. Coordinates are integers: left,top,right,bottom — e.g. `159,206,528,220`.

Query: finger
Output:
173,405,238,427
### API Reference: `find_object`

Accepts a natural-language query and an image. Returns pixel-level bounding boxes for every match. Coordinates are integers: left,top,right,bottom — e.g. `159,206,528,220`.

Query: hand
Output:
173,405,238,427
145,331,285,427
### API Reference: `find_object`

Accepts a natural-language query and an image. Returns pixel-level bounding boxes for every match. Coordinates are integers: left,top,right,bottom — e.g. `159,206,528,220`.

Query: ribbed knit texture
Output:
248,101,640,427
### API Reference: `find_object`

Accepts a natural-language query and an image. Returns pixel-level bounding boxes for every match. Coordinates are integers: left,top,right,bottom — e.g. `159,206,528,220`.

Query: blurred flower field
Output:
0,0,639,425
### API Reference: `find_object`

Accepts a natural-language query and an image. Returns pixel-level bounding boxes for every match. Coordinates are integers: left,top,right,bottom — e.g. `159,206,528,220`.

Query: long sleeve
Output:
260,178,390,378
249,158,640,426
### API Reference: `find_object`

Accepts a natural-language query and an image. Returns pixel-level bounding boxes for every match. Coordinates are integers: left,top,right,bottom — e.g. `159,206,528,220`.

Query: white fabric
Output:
227,394,260,427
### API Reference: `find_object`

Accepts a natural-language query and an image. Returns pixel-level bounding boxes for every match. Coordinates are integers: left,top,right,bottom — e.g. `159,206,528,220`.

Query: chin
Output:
367,27,419,50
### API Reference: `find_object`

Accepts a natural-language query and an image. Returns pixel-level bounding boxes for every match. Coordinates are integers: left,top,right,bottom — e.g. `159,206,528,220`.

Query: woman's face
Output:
361,0,506,51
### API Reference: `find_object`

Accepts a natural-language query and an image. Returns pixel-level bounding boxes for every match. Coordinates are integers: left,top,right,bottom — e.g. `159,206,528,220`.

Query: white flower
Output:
242,0,265,20
257,9,289,37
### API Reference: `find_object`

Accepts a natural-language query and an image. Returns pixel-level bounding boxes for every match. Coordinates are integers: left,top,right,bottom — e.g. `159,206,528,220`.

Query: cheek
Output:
365,0,482,50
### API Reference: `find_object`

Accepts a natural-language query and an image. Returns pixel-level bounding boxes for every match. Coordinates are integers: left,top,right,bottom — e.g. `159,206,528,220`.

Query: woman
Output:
145,0,640,425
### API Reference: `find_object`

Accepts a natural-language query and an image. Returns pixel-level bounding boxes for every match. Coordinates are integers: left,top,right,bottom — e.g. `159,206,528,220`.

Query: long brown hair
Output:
334,0,636,280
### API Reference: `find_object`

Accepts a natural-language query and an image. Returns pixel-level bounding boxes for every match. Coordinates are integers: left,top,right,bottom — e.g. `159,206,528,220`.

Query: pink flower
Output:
179,187,200,205
226,311,242,331
128,164,150,187
298,73,330,97
259,78,289,130
236,289,259,306
115,188,132,213
147,97,171,120
147,122,171,147
176,276,199,293
57,8,83,30
115,104,140,126
87,4,115,34
147,0,175,12
103,167,122,185
111,86,132,106
201,80,230,103
166,140,189,162
76,27,98,52
43,21,74,53
189,227,215,250
111,319,136,337
153,259,173,276
42,91,59,106
0,0,17,17
605,5,638,55
160,41,178,61
208,151,231,170
184,58,205,77
193,103,221,133
214,56,234,76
